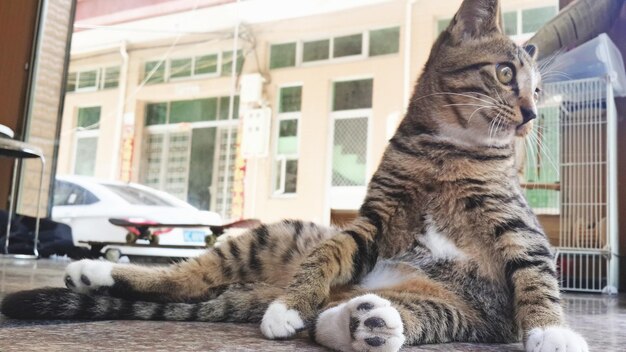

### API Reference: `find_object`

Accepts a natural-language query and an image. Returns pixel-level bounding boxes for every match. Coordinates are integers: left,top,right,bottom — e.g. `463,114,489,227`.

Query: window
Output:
436,19,451,36
369,27,400,56
145,96,239,126
274,86,301,195
269,42,297,69
333,34,362,58
195,54,219,75
74,106,101,176
102,66,120,89
303,39,330,63
270,27,400,69
144,61,165,84
522,6,557,34
76,69,98,91
502,11,517,36
65,66,120,93
66,72,76,92
331,79,372,188
501,6,558,37
170,57,193,78
221,50,244,76
53,181,99,206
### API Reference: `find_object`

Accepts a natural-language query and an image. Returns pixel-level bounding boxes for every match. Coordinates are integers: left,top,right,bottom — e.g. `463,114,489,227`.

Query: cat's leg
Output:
312,290,487,352
498,228,588,352
64,220,336,302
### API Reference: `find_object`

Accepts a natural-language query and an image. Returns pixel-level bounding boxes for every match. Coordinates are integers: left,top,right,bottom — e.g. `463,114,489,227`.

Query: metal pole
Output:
32,157,45,257
606,77,619,293
4,159,19,254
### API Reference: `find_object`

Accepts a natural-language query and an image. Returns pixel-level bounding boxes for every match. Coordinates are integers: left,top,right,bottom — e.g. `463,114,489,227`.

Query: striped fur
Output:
2,1,587,351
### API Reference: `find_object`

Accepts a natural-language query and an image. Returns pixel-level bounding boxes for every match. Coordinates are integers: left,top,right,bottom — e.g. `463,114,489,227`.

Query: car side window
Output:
53,181,99,206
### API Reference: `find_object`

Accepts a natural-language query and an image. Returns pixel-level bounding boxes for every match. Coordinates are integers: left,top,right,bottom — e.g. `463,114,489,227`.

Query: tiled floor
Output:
0,258,624,351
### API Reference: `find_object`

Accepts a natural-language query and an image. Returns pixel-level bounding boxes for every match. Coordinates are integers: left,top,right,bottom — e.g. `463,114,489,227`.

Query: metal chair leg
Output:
4,159,19,255
32,156,45,257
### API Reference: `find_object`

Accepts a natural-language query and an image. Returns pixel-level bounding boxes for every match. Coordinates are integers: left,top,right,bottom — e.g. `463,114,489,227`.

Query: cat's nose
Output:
520,107,537,124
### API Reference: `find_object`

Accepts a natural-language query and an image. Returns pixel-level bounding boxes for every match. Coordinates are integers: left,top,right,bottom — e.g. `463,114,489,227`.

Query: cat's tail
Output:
1,287,266,322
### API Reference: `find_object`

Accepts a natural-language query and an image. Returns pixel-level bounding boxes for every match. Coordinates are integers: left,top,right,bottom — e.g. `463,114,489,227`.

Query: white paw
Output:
64,259,114,294
526,326,589,352
261,301,305,339
315,294,404,352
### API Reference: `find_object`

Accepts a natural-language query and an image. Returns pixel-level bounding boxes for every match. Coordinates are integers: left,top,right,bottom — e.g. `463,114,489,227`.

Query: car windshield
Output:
102,184,174,206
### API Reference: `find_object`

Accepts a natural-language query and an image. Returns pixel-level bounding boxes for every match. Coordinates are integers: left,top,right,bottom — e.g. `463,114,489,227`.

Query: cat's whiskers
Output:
531,127,560,176
414,92,496,105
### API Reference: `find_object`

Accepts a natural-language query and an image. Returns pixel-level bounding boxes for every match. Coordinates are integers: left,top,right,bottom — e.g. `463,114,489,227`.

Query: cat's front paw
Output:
315,294,405,352
260,300,306,339
526,326,588,352
64,259,114,294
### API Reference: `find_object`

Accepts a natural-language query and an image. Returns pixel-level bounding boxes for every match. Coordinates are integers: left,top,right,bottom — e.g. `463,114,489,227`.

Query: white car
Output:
51,175,222,258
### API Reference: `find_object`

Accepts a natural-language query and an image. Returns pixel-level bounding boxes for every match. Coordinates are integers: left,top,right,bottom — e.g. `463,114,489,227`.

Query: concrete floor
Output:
0,258,624,351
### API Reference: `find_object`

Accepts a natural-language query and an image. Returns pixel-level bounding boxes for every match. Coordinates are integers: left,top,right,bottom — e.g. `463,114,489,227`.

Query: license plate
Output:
183,230,206,243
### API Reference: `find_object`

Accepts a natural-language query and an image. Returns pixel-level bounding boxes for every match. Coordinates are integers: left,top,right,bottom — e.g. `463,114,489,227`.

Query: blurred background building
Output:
57,0,559,224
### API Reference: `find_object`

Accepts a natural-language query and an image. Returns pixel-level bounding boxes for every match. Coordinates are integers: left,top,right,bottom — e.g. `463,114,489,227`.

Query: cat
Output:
1,0,588,351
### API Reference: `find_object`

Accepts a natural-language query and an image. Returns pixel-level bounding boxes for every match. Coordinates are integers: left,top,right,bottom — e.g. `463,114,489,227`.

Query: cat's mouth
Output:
515,121,533,137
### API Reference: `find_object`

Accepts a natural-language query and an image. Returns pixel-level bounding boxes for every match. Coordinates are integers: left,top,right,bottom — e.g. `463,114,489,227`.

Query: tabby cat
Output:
1,0,588,351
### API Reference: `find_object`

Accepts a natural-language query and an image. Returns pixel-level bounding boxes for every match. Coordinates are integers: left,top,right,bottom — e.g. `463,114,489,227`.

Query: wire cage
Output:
531,76,619,293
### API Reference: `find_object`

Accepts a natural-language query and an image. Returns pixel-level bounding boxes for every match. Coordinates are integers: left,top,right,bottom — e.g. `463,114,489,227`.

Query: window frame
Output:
326,77,373,211
501,3,558,42
269,26,400,70
72,106,100,177
75,68,100,92
272,83,302,197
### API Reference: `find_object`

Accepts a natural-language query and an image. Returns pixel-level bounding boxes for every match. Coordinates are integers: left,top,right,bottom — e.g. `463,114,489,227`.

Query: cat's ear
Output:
524,44,538,60
448,0,502,41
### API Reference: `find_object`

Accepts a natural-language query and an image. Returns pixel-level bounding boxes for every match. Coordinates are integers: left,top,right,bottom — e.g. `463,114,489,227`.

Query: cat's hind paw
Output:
315,293,405,352
64,259,114,294
526,326,588,352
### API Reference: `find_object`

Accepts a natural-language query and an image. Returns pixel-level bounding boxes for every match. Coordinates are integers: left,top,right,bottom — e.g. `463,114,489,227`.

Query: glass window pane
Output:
146,103,167,126
278,119,298,155
522,6,556,34
77,70,97,89
284,159,298,193
103,66,120,89
333,34,362,58
369,27,400,56
218,96,239,120
332,79,373,111
77,106,101,128
302,39,330,63
437,19,451,35
274,160,282,192
170,58,192,78
66,72,76,92
170,99,213,123
74,136,98,176
503,11,518,36
144,61,165,84
194,54,218,75
222,50,244,76
187,127,217,210
279,86,302,113
269,43,297,69
332,118,367,186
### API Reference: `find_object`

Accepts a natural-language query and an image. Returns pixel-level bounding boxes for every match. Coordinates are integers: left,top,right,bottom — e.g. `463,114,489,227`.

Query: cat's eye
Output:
533,88,541,101
496,64,515,84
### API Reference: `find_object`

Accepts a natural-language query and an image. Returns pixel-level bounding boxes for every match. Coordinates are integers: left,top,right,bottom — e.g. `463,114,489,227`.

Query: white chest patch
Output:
420,221,467,261
359,262,410,290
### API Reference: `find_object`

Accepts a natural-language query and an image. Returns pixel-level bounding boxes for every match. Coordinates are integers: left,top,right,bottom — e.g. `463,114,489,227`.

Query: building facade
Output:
57,0,559,224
